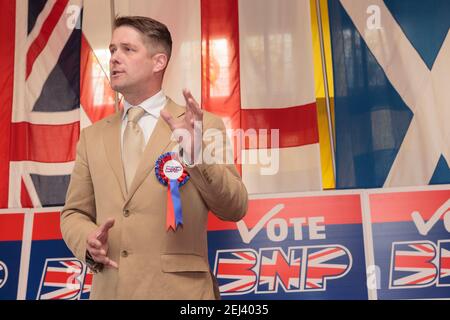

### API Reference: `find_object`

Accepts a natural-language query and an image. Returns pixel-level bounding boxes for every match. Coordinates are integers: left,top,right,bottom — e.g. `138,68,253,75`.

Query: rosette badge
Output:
155,152,190,231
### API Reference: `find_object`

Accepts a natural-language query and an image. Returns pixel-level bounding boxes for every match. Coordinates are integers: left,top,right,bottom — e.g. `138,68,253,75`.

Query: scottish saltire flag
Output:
111,0,322,194
329,0,450,189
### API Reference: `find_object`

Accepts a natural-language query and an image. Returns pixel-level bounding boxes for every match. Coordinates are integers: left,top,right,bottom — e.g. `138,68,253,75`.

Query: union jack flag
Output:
304,246,351,291
5,0,82,209
37,258,86,300
390,242,438,288
1,0,115,209
214,249,257,295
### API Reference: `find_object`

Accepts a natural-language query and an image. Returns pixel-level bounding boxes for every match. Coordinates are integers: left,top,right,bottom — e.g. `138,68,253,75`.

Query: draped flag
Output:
329,0,450,189
112,0,323,194
0,0,115,209
1,0,82,209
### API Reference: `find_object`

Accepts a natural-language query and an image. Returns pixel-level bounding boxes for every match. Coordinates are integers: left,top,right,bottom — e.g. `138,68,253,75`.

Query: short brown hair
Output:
114,16,172,59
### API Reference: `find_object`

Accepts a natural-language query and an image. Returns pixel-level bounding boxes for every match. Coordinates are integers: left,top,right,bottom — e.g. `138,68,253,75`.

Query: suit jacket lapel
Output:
102,110,127,200
125,99,185,203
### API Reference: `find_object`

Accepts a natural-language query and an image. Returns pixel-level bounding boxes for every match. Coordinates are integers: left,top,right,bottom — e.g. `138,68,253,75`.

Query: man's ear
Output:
152,53,168,73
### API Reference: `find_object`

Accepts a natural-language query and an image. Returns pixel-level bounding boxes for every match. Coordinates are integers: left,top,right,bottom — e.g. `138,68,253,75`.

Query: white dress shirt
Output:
121,90,167,153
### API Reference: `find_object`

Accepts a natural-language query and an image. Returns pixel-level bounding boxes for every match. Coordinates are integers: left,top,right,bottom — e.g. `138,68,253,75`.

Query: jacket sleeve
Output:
60,129,98,262
185,115,248,222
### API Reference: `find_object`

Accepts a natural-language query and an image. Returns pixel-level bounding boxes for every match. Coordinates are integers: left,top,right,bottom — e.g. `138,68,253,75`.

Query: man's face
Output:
109,26,156,95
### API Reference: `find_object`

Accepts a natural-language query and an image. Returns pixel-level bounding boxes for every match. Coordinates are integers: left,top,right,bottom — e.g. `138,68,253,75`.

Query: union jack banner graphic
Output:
304,246,351,291
37,258,86,300
438,240,450,286
390,242,438,288
258,248,301,292
215,249,258,295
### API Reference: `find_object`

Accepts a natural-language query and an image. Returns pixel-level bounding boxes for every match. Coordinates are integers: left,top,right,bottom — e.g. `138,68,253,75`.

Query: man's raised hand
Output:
86,218,118,269
160,89,203,163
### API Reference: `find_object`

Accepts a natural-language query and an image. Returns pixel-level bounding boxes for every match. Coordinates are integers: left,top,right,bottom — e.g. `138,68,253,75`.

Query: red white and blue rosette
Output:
155,152,189,231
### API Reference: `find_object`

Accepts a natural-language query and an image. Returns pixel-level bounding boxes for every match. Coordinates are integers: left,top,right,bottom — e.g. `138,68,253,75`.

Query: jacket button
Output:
121,250,128,258
123,209,130,217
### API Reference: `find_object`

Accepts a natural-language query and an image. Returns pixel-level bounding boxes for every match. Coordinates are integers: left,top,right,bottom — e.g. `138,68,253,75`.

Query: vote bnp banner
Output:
207,191,369,299
366,185,450,300
2,186,450,300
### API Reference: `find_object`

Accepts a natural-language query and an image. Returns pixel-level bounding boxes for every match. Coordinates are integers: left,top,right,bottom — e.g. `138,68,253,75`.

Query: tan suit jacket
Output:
60,99,248,299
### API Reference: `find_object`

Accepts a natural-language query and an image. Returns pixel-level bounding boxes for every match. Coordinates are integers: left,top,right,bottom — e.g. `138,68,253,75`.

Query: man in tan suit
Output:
61,16,248,299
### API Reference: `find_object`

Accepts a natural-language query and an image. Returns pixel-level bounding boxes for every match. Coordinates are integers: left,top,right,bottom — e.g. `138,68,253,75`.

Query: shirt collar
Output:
122,90,167,120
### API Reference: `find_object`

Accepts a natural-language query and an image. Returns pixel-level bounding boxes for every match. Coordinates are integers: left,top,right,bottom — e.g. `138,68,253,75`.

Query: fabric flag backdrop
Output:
97,0,324,195
3,0,83,209
0,0,117,210
3,0,449,207
329,0,450,189
0,0,329,209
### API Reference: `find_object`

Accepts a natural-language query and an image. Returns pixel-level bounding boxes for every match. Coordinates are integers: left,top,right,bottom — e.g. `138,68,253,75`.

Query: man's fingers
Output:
96,218,115,242
182,88,191,101
183,89,202,118
88,247,106,257
184,107,194,125
106,259,119,269
97,218,115,236
188,99,201,116
88,246,117,268
160,109,176,131
97,255,118,269
87,238,102,249
94,255,110,265
183,89,196,109
163,89,202,133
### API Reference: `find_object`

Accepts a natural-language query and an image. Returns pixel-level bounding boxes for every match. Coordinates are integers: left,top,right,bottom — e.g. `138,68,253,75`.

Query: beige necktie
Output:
123,106,146,191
